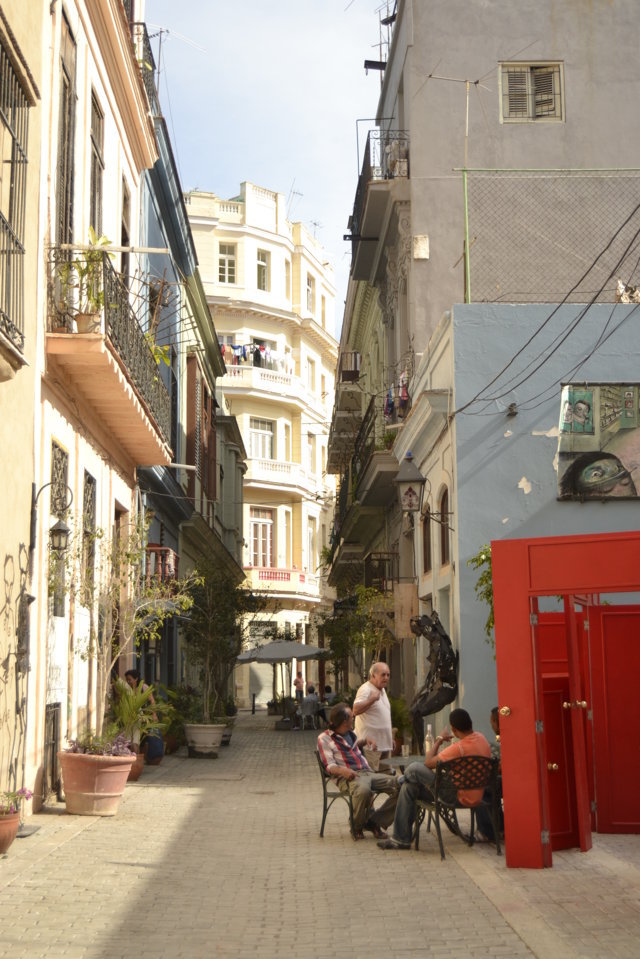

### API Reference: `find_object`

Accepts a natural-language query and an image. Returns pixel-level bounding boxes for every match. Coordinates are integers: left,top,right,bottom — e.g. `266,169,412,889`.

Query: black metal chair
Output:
414,755,501,859
315,750,356,839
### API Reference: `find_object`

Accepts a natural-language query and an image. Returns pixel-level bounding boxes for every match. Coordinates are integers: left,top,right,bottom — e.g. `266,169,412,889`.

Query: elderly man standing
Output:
317,703,398,840
353,662,393,759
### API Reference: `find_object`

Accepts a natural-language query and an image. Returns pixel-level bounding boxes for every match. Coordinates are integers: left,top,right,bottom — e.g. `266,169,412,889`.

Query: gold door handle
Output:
562,701,572,709
499,706,511,717
578,700,588,709
547,763,559,771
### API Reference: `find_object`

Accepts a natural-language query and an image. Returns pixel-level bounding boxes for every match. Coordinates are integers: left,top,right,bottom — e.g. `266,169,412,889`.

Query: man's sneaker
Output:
377,837,411,850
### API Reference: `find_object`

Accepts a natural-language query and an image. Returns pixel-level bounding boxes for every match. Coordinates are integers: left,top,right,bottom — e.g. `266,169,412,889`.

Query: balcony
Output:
46,246,172,465
243,566,321,602
348,129,410,281
364,551,399,593
338,351,361,384
244,459,312,493
145,545,179,584
131,22,161,116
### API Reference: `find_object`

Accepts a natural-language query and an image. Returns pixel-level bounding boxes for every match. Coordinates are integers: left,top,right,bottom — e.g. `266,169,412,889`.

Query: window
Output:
306,273,315,313
81,471,96,605
284,423,291,460
120,178,130,284
307,516,317,573
284,509,292,566
219,243,236,283
0,25,36,354
56,13,76,247
285,260,291,300
321,295,326,328
50,442,69,617
307,358,316,392
257,249,270,291
89,91,104,235
422,507,432,574
250,507,274,567
307,433,317,475
250,417,274,459
439,489,450,566
500,63,563,122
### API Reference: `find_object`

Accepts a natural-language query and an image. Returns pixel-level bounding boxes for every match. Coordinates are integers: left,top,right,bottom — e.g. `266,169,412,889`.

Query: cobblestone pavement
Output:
1,710,639,959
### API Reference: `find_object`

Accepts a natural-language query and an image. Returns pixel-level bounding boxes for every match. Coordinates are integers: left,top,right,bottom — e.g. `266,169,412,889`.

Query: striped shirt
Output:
317,729,371,775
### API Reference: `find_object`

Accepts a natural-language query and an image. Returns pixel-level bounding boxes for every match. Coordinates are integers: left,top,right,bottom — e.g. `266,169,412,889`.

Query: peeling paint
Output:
532,426,560,438
504,430,512,437
502,517,509,524
518,476,532,495
553,450,559,473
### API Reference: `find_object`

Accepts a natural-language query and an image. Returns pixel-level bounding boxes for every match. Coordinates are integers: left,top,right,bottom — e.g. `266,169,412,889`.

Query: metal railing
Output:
364,551,399,592
131,22,160,115
47,246,171,443
338,351,361,383
463,168,640,304
351,129,410,241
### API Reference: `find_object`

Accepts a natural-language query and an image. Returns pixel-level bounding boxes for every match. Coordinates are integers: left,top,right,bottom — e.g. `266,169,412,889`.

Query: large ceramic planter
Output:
58,751,134,816
221,719,235,747
75,312,100,333
0,813,20,854
127,752,145,782
184,723,226,758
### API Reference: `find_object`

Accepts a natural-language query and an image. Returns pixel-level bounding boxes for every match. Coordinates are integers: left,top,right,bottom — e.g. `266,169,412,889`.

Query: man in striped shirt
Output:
317,702,399,840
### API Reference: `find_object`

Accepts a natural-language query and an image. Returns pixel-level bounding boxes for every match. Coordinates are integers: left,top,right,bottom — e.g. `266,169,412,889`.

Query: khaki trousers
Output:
338,770,399,830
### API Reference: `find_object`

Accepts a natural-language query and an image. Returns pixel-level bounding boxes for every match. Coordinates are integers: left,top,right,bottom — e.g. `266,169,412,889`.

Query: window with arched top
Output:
439,488,450,566
422,507,432,573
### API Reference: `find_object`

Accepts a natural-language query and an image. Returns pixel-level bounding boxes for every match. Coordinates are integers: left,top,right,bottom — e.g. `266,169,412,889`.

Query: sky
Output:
146,0,390,334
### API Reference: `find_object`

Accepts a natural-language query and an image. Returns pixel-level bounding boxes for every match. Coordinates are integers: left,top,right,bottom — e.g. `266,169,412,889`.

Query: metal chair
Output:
315,750,356,839
301,697,319,730
414,755,501,859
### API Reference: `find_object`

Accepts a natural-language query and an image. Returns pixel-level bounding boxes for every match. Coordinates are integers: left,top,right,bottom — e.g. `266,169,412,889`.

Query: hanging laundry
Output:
384,386,395,418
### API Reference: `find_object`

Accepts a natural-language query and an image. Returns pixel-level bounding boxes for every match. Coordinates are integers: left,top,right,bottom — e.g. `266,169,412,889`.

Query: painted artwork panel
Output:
558,383,640,499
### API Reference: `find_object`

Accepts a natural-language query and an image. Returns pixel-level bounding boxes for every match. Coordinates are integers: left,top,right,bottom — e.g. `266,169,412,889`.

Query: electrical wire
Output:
453,200,640,415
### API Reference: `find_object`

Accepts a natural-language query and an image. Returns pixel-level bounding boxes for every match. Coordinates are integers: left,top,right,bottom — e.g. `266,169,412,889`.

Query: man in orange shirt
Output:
378,707,491,850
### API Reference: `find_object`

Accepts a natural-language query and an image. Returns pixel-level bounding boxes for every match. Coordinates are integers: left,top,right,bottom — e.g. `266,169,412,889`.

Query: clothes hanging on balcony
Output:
384,386,395,418
399,369,409,403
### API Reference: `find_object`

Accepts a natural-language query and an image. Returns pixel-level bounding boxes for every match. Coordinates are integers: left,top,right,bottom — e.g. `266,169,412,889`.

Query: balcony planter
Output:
75,312,101,334
184,723,226,758
0,812,20,854
58,751,134,816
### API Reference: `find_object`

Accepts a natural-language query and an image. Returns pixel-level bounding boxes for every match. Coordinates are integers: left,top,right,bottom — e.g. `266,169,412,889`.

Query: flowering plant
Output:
0,787,33,816
65,728,134,756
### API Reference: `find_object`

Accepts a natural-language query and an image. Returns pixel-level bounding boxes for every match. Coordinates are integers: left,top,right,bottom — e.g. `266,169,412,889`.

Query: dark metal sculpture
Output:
409,612,459,747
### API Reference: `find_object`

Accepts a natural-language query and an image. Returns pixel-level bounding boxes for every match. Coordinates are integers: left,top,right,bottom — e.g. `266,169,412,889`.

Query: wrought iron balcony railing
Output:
350,129,410,242
47,246,171,443
364,551,399,593
131,22,161,115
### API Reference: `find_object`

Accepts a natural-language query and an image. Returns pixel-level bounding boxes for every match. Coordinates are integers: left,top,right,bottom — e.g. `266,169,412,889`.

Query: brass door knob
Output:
578,700,588,709
547,763,559,771
562,701,572,709
499,706,511,717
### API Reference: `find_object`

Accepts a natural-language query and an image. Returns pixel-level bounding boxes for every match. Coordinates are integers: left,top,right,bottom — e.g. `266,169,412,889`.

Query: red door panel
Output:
542,677,580,850
590,608,640,833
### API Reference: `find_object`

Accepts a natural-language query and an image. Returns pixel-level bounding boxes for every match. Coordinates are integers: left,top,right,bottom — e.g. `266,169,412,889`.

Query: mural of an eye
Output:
579,458,627,491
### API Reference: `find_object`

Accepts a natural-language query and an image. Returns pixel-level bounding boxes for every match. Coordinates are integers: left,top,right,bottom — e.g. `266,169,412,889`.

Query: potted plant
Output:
58,729,135,816
110,678,173,779
0,787,33,854
57,227,113,333
181,559,264,758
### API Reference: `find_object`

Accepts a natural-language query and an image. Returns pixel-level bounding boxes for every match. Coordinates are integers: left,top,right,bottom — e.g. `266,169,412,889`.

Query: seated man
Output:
378,707,491,850
301,685,319,729
317,702,399,840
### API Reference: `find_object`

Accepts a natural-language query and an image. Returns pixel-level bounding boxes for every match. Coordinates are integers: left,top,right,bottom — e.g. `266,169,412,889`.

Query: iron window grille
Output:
0,29,32,353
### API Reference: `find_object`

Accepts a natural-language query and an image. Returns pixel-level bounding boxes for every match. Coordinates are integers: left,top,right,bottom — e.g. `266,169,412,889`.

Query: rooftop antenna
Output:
310,219,323,238
286,179,303,219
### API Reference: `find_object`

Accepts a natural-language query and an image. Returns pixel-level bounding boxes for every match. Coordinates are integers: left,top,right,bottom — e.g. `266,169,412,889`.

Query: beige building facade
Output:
187,184,337,704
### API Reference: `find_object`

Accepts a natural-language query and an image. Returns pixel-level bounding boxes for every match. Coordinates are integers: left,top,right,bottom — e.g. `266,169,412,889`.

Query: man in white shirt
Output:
353,662,393,757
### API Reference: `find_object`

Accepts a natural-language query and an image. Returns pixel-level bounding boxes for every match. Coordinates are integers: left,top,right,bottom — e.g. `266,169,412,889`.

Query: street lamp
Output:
49,517,71,551
394,451,426,514
29,481,74,575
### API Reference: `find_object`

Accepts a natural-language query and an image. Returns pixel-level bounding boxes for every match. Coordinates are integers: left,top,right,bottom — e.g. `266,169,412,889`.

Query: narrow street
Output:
1,711,639,959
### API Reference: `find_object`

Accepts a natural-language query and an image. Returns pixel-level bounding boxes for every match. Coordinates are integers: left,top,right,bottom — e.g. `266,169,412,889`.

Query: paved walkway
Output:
1,710,639,959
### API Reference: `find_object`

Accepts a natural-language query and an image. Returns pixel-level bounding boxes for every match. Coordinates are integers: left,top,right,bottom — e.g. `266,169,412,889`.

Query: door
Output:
542,676,580,849
590,606,640,832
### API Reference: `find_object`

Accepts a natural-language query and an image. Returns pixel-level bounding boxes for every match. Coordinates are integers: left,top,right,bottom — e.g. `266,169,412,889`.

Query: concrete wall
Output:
453,301,640,728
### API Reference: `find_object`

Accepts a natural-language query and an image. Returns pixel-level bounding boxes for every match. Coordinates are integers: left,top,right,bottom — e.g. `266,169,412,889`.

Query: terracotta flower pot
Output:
127,751,145,782
0,812,20,854
58,751,134,816
184,723,226,758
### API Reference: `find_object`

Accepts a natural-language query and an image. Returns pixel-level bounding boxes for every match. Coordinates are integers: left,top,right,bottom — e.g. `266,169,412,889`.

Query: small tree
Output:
52,517,197,736
322,584,395,681
466,543,495,649
181,556,265,722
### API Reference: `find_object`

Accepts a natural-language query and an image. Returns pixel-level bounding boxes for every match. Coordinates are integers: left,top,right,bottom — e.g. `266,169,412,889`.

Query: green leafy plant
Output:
65,727,134,756
110,678,173,747
467,543,495,648
389,694,411,732
322,584,395,678
58,227,114,316
182,558,266,723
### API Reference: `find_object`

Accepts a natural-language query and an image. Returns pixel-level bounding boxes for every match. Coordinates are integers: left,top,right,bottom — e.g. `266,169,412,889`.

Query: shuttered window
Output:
501,63,563,122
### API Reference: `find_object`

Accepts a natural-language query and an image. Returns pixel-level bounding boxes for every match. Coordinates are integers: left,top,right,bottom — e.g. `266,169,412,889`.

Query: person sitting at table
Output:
377,707,491,850
475,706,503,842
317,703,399,840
